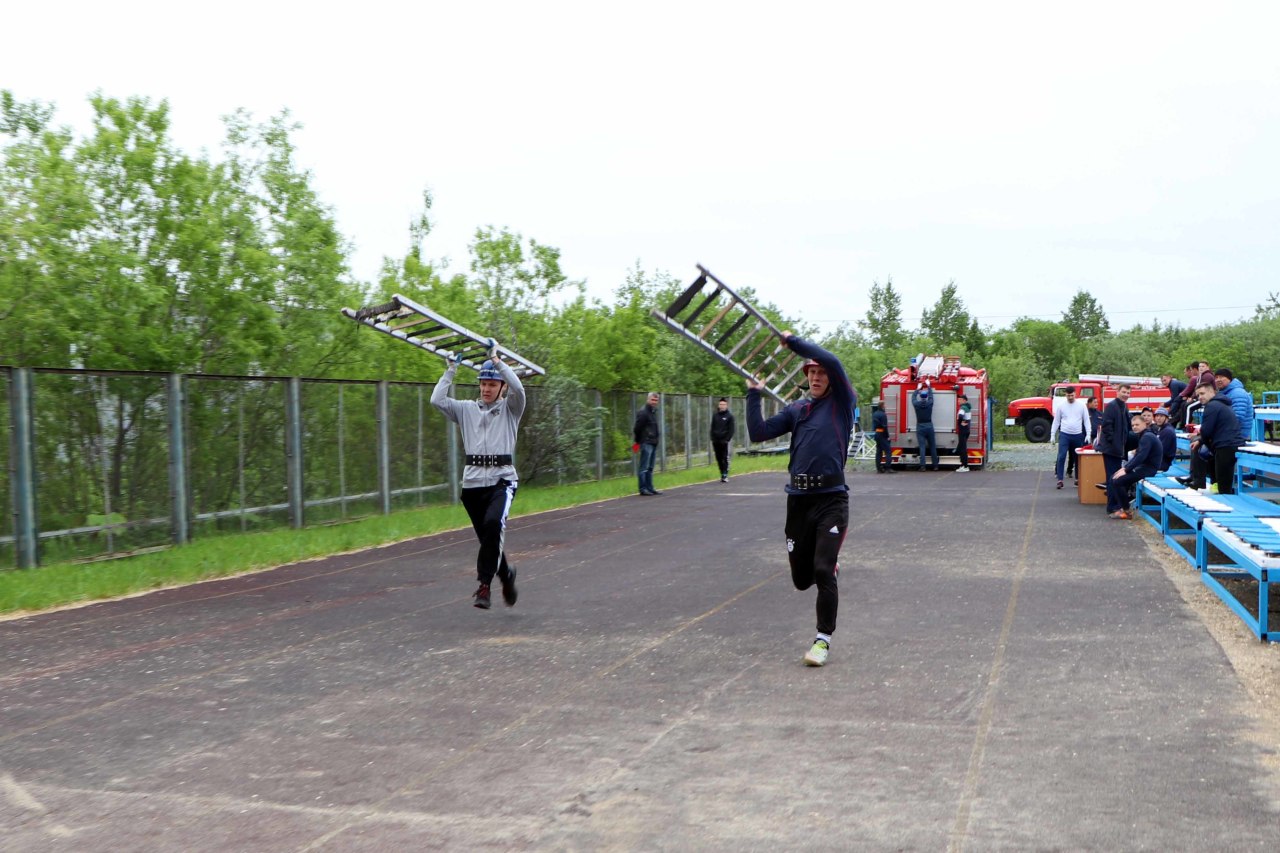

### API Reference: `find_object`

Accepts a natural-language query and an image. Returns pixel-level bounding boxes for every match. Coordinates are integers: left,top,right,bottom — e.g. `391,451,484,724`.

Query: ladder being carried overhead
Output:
341,294,546,378
650,265,802,403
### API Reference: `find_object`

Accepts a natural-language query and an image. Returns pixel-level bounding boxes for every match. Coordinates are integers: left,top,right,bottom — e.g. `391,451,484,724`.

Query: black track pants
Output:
460,480,517,585
784,491,849,636
713,441,731,478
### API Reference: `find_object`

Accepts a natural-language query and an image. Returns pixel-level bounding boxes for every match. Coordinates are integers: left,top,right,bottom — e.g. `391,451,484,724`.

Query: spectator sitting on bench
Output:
1107,412,1162,520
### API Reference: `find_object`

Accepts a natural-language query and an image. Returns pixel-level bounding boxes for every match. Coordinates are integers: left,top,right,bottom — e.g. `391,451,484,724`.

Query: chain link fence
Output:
2,367,783,569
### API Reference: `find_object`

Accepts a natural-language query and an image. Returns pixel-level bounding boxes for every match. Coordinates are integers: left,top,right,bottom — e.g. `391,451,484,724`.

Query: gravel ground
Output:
987,440,1057,470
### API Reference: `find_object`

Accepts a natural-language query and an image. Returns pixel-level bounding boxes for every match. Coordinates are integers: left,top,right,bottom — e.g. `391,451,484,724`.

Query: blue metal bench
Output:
1235,442,1280,497
1198,514,1280,641
1136,476,1185,530
1161,492,1280,567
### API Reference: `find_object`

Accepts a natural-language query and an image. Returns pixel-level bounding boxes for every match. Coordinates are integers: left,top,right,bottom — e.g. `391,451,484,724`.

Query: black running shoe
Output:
500,566,518,607
473,583,491,609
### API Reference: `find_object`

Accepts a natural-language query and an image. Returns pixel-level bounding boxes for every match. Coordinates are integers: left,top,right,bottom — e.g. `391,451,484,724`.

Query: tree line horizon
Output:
5,91,1280,409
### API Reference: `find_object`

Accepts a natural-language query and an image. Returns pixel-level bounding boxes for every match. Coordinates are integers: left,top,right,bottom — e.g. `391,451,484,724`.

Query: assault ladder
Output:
650,265,803,403
341,294,546,378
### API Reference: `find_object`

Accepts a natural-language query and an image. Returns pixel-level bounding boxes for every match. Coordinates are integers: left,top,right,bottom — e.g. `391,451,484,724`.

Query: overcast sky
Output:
5,1,1278,333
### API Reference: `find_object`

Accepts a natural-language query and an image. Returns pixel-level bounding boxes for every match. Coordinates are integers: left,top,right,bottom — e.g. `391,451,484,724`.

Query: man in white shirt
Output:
1050,388,1092,490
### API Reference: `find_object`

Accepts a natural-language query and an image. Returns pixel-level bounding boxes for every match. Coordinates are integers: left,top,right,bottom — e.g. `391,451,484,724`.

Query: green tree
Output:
1061,289,1110,339
468,225,569,355
858,276,906,351
920,280,973,348
1255,291,1280,320
997,318,1080,382
0,92,84,367
235,111,365,377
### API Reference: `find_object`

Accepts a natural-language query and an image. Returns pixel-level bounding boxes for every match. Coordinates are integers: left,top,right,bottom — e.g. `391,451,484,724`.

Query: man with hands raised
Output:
431,339,526,609
746,331,857,667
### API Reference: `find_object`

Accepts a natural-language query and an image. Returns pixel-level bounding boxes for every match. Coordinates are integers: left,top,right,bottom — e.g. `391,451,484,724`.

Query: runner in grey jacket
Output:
431,345,526,609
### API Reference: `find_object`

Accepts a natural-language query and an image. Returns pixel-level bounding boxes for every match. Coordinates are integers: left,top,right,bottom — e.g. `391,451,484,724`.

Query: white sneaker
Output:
803,639,830,666
956,466,970,472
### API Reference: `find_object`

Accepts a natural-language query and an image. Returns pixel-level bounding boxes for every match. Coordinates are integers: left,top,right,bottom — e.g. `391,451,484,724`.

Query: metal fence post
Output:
630,393,638,479
166,374,190,545
8,368,38,568
684,393,692,469
594,390,603,481
707,396,714,466
285,376,304,529
376,380,391,514
659,397,667,473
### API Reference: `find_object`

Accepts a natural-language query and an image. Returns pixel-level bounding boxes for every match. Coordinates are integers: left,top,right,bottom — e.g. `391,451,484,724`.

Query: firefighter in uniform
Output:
747,332,856,666
431,341,525,609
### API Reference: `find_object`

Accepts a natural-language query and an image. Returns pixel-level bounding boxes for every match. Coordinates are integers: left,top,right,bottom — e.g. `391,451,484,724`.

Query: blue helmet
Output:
477,361,503,382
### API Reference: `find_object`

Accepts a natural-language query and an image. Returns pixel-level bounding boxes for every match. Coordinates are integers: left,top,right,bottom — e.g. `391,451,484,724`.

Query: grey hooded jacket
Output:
431,360,526,487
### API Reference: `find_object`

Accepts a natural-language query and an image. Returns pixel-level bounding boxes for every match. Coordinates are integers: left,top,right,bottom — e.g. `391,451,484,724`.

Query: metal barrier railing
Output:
1,366,784,569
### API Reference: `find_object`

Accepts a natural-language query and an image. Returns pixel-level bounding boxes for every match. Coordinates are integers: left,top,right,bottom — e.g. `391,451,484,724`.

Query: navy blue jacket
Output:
1198,396,1245,450
1165,379,1187,409
911,389,935,426
747,336,856,494
872,408,889,442
1096,398,1130,458
1156,424,1177,471
1125,430,1163,478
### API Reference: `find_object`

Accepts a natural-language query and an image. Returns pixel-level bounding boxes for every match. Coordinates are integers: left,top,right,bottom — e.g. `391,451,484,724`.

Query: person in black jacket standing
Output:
1190,382,1246,494
710,398,736,482
747,332,856,667
872,398,893,473
633,392,662,496
1095,384,1132,515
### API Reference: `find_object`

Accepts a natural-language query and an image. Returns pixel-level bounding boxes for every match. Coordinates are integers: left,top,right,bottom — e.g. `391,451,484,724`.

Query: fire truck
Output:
1005,374,1170,442
879,355,990,469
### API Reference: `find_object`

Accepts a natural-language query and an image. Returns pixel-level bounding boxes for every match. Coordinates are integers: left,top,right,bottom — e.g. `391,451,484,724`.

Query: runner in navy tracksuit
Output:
747,333,856,667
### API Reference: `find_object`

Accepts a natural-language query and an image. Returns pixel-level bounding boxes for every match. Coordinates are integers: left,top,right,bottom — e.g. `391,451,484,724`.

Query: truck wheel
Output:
1024,416,1052,443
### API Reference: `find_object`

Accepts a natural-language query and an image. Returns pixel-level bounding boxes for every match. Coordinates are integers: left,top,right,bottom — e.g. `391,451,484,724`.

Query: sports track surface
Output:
2,469,1277,850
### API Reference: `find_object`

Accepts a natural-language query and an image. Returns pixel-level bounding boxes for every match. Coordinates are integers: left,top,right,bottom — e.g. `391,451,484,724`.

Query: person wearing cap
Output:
1050,387,1091,489
747,331,856,667
1152,407,1176,471
431,340,525,610
911,382,938,471
871,397,893,473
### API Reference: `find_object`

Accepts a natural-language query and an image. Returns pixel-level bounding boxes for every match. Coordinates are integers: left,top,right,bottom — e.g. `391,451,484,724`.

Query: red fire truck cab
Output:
879,355,990,470
1005,374,1170,442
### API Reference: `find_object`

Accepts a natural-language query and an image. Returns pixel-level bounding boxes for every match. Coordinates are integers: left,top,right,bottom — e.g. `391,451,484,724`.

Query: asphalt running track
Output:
2,470,1277,851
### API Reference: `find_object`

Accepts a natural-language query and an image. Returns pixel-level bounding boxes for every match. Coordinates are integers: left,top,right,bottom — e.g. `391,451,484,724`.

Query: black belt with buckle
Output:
466,454,513,467
790,472,845,491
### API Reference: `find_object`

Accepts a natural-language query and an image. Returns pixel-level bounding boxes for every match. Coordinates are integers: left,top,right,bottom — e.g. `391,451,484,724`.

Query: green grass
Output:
0,455,790,618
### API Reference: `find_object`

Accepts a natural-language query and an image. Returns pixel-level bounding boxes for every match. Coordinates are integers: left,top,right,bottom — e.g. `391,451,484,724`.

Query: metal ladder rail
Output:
341,294,547,378
650,265,801,403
